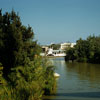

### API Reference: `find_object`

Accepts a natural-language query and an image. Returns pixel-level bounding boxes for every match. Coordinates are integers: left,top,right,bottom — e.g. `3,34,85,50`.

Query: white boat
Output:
46,48,66,57
54,72,60,77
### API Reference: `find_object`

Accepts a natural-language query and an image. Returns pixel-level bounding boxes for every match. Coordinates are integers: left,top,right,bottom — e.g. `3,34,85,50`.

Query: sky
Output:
0,0,100,45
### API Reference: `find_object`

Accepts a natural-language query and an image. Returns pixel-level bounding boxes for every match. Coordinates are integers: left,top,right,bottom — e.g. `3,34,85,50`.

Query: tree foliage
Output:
0,9,42,76
50,44,60,50
65,47,76,62
65,35,100,64
0,10,56,100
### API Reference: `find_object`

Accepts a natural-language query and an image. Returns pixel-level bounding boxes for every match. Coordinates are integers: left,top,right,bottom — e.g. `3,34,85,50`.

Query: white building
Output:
40,46,49,56
40,42,76,57
42,46,49,53
60,43,76,50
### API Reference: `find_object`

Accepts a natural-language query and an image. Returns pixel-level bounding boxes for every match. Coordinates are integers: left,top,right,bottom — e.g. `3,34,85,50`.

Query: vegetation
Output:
65,35,100,64
48,43,60,50
0,10,56,100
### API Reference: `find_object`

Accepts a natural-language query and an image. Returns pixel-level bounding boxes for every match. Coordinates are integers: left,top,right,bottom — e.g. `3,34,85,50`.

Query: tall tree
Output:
0,10,40,77
0,10,56,100
65,35,100,64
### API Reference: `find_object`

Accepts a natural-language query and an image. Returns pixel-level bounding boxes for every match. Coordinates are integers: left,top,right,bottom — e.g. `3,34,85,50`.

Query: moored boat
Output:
54,72,60,77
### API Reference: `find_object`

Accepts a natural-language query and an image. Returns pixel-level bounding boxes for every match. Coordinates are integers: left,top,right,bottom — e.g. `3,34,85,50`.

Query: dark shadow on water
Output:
54,92,100,98
43,92,100,100
43,99,77,100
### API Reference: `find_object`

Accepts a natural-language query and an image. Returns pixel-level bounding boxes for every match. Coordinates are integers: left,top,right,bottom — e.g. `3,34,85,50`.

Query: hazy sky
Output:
0,0,100,44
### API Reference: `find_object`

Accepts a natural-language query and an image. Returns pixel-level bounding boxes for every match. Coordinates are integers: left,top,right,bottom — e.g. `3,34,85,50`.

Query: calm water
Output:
44,57,100,100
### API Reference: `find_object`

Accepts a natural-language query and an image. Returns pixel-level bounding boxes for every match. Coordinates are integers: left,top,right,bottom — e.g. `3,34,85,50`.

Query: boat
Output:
46,48,66,57
54,72,60,77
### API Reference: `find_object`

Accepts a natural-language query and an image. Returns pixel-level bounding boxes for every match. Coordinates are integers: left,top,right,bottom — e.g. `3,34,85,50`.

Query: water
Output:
44,57,100,100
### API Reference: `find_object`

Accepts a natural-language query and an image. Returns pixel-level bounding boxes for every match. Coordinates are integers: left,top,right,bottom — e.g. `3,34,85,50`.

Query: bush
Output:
0,10,56,100
65,35,100,63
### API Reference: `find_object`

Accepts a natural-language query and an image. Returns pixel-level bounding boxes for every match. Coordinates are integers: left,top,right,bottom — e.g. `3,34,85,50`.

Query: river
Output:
44,57,100,100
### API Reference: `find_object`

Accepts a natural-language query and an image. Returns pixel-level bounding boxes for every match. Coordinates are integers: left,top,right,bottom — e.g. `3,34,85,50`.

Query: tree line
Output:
0,10,56,100
65,35,100,64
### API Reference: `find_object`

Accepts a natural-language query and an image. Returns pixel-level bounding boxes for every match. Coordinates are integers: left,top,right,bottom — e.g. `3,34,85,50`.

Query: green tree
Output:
65,47,76,62
50,44,60,50
75,38,89,62
87,35,100,63
0,10,56,100
65,35,100,64
0,9,40,77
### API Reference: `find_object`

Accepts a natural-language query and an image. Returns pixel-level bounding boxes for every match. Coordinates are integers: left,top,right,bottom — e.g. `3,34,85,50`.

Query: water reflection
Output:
44,57,100,100
44,91,100,100
66,62,100,85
